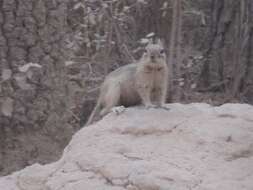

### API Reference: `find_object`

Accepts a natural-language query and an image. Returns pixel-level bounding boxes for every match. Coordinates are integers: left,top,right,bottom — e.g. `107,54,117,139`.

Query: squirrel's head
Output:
142,39,166,64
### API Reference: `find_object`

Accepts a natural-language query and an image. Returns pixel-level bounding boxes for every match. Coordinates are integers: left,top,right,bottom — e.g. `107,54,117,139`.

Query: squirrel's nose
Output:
150,55,155,60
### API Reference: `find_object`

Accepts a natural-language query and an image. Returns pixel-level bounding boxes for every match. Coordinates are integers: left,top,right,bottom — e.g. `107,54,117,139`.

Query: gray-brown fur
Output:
86,40,168,126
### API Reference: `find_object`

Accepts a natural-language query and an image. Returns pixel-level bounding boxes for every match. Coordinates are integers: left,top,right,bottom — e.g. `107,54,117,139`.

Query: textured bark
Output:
167,0,177,102
199,0,253,102
0,0,72,175
168,0,183,101
174,0,182,101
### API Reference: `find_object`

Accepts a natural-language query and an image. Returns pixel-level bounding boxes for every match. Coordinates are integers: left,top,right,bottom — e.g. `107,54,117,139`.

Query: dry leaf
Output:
2,97,14,117
2,69,12,81
19,63,42,73
14,75,32,90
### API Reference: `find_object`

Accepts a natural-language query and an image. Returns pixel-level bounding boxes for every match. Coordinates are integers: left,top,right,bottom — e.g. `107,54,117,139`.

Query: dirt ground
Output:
0,128,74,176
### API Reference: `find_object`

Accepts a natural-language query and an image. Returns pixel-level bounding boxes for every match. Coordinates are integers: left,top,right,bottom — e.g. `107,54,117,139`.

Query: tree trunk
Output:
174,0,182,101
0,0,72,175
168,0,182,102
199,0,253,103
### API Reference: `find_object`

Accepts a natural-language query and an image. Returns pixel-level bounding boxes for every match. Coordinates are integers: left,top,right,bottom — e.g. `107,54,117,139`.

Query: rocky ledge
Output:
1,103,253,190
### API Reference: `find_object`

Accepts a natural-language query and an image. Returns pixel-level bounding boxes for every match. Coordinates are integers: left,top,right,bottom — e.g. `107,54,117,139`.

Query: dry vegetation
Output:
67,0,253,125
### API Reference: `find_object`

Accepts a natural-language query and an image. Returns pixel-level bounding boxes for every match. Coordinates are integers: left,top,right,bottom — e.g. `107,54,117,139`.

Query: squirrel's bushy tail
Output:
85,98,101,126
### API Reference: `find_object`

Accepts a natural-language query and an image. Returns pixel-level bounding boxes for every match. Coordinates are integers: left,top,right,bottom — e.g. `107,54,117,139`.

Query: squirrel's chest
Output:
143,64,164,73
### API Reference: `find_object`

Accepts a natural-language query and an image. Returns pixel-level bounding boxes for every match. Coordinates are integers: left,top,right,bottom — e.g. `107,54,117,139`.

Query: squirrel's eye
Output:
160,49,165,54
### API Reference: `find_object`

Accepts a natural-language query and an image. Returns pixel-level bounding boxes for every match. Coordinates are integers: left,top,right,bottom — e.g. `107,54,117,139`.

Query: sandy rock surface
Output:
1,103,253,190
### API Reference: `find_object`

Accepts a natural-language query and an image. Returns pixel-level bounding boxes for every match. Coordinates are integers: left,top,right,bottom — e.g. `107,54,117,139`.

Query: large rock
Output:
1,103,253,190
